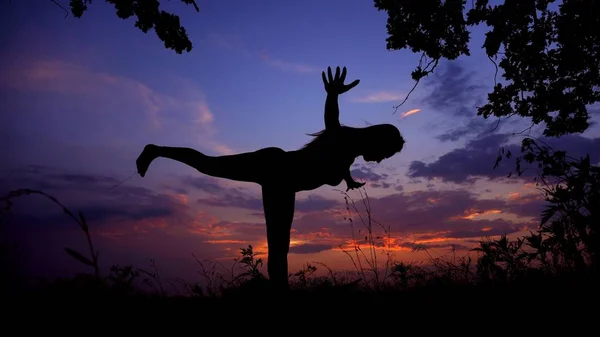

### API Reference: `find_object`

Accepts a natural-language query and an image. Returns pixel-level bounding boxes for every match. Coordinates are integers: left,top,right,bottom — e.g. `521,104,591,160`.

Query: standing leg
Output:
262,185,296,291
136,144,285,184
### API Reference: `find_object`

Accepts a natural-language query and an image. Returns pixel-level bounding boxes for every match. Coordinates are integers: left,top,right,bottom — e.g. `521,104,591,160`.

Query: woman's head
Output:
359,124,405,163
300,124,405,163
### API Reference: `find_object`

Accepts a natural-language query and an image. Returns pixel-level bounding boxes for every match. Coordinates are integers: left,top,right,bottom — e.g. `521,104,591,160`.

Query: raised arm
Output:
324,91,341,129
321,66,360,130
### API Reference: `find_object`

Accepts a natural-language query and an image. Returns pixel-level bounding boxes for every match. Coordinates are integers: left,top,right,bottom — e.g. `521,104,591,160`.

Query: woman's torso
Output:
287,129,355,192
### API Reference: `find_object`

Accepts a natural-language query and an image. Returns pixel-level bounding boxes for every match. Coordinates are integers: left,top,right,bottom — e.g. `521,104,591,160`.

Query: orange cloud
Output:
507,190,543,203
507,192,521,201
335,233,414,253
188,216,225,236
172,193,189,206
350,91,404,103
413,237,453,244
454,209,502,220
400,108,422,119
205,239,246,244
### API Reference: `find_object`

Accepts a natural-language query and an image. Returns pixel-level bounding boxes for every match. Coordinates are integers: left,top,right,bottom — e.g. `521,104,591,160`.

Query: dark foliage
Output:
65,0,200,53
375,2,599,277
494,138,599,272
374,0,600,137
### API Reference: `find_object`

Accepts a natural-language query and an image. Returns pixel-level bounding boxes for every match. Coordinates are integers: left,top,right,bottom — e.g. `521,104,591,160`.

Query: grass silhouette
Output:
1,185,598,324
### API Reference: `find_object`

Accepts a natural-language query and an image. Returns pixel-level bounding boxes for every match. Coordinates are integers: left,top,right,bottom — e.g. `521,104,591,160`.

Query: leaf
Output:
494,154,502,169
540,205,557,226
79,211,88,232
69,0,90,18
65,248,94,266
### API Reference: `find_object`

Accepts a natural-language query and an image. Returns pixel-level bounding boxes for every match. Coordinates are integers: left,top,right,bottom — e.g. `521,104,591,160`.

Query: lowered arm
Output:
343,169,365,192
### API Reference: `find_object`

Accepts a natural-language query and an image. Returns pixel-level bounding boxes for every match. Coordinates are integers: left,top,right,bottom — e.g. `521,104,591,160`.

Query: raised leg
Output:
136,144,286,184
262,185,296,291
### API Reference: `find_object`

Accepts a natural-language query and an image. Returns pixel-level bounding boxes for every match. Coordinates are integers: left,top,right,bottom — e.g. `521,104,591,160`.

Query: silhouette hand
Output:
322,66,360,95
346,180,366,192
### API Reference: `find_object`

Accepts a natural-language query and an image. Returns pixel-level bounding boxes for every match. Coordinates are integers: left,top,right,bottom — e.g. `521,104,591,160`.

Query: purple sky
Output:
2,0,599,284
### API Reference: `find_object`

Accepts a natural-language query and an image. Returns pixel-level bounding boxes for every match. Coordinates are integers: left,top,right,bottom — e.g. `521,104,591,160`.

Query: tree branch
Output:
393,54,439,114
50,0,69,18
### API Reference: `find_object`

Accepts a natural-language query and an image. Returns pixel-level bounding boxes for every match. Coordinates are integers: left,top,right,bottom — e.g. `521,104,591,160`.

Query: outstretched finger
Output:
322,71,328,88
327,66,334,83
344,79,360,92
340,66,347,83
334,66,341,81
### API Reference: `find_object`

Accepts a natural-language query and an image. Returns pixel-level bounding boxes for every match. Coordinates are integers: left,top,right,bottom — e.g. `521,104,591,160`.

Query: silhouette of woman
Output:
136,66,405,289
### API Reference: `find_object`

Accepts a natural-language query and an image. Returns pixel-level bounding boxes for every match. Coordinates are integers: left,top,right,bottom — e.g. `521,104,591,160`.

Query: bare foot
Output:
136,144,158,177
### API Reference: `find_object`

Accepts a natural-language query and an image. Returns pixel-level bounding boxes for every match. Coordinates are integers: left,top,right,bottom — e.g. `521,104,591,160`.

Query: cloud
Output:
371,182,393,189
350,91,404,103
178,177,545,255
184,175,340,213
422,62,486,117
394,241,470,251
1,165,547,280
435,118,494,142
175,175,544,256
213,186,536,260
351,165,389,183
417,61,501,142
290,188,539,242
181,176,227,194
289,243,333,255
408,133,517,184
191,220,265,245
0,165,190,228
207,33,318,74
0,165,219,280
400,108,422,119
258,51,318,73
349,164,398,189
502,192,546,219
1,59,163,128
0,56,233,156
295,195,340,213
198,192,264,211
184,175,264,211
0,165,308,283
407,132,600,184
